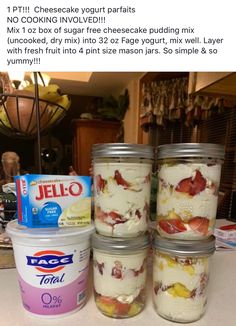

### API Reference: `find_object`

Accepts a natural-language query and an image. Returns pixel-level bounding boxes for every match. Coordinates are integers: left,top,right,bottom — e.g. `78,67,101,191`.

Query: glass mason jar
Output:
92,143,154,237
156,143,224,240
92,233,150,318
152,233,215,323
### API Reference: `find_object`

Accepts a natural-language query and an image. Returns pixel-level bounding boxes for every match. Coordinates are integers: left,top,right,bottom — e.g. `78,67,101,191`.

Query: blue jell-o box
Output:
15,174,91,228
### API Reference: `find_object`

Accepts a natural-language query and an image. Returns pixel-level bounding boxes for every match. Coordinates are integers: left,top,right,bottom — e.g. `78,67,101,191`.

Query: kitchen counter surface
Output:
0,220,236,326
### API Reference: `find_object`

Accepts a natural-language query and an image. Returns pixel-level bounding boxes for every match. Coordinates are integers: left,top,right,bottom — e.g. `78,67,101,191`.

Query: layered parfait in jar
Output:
92,143,154,237
156,143,224,240
152,233,215,323
92,233,149,318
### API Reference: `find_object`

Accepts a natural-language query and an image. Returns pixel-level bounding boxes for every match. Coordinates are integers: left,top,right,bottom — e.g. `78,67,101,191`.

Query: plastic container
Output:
156,143,224,240
152,232,215,323
92,232,150,318
6,220,94,317
92,143,154,237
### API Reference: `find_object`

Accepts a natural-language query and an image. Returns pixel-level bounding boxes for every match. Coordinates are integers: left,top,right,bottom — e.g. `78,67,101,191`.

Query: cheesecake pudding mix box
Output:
15,174,91,228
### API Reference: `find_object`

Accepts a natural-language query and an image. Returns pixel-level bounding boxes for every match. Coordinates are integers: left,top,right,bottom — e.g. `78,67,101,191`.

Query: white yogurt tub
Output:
6,220,94,317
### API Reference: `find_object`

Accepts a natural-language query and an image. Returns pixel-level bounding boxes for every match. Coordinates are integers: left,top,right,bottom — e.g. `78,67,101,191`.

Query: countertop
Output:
0,220,236,326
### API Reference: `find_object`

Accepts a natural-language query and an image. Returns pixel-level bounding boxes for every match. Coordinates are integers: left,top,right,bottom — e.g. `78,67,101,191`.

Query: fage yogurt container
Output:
6,220,94,317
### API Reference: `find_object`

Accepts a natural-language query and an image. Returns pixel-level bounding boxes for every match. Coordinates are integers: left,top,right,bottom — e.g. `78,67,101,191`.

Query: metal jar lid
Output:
92,143,154,159
157,143,225,160
92,232,150,253
153,232,215,256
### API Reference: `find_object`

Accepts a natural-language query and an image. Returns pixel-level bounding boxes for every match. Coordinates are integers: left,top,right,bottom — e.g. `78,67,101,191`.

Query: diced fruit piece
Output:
96,296,132,317
95,174,107,192
96,296,116,316
183,265,195,276
115,302,131,315
188,217,209,235
159,219,187,234
114,170,130,188
175,170,207,196
168,209,181,219
167,283,191,298
128,302,142,316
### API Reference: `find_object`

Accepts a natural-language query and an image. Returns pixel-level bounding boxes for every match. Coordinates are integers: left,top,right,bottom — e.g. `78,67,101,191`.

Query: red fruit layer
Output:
158,219,187,234
175,170,207,196
188,217,209,235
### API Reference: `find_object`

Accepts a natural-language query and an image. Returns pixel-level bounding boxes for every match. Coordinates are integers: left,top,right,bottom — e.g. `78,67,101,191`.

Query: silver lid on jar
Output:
92,143,154,159
92,232,150,252
157,143,225,160
153,232,215,256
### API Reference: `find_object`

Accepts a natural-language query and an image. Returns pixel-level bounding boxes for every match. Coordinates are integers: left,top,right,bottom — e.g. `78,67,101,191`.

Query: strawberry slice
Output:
175,170,206,196
114,170,130,188
95,174,107,192
108,211,123,221
188,217,209,235
114,301,131,315
159,219,187,234
95,206,108,221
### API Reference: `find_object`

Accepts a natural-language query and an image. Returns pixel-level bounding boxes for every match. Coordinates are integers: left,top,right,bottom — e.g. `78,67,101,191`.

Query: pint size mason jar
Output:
92,233,150,318
156,143,224,240
152,232,215,323
92,143,154,237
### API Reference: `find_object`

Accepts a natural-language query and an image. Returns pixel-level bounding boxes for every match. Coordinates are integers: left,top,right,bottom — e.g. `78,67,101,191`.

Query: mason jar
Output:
153,232,215,323
92,143,154,237
92,232,149,318
156,143,224,240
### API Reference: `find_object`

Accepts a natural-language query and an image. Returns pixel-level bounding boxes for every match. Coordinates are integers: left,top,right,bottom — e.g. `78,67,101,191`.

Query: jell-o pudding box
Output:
156,143,224,239
15,174,91,227
92,143,154,237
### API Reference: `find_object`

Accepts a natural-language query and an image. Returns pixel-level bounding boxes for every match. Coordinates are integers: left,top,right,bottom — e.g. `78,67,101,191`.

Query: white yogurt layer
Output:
94,162,152,237
154,292,206,323
153,252,209,322
158,163,221,187
93,250,147,304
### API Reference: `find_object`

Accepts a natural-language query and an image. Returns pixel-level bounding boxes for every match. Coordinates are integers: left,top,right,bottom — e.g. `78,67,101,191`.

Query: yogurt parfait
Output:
156,143,224,239
92,233,149,318
152,233,215,323
92,143,154,237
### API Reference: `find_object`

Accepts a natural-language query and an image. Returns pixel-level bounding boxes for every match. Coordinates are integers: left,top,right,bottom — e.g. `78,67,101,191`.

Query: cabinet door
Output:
73,120,120,175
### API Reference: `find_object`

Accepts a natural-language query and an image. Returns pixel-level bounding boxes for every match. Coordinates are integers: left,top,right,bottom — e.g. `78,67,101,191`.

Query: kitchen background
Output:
0,71,235,221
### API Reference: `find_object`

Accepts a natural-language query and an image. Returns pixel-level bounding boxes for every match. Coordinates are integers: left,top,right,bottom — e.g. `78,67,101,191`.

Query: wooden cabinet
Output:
72,119,120,175
188,72,236,96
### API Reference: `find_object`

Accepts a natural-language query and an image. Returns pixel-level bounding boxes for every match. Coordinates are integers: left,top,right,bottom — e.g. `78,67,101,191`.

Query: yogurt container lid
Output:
6,219,95,240
92,232,150,252
92,143,154,159
157,143,225,160
153,232,215,256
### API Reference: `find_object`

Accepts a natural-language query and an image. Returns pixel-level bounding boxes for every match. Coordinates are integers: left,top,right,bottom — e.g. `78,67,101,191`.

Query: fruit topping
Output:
114,170,130,188
94,260,105,275
188,217,209,235
96,295,141,317
95,174,107,192
167,283,191,298
175,170,207,196
159,218,187,234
